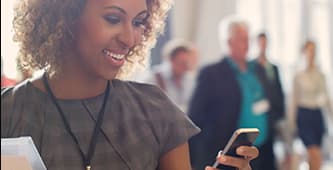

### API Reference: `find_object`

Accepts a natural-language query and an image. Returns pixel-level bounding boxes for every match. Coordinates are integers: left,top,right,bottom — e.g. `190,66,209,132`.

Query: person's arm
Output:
289,75,299,132
205,146,259,170
321,74,333,120
158,142,192,170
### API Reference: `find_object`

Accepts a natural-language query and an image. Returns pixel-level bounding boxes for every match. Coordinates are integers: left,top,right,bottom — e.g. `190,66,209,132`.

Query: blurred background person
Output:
189,16,272,170
145,39,198,112
252,32,286,170
289,40,333,170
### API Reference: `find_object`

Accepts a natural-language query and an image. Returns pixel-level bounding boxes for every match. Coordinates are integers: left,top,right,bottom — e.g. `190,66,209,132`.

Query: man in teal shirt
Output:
227,58,268,146
189,18,274,170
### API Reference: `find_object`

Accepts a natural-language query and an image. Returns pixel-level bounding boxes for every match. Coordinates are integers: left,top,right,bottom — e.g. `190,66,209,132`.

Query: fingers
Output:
206,146,259,170
205,156,251,170
205,166,216,170
236,146,259,160
215,155,251,170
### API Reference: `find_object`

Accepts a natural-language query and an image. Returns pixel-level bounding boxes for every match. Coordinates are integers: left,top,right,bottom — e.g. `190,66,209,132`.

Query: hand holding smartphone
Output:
212,128,259,169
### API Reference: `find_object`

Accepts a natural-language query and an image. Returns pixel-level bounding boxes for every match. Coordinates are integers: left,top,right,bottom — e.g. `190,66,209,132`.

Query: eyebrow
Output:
104,5,148,17
104,6,127,14
136,10,149,18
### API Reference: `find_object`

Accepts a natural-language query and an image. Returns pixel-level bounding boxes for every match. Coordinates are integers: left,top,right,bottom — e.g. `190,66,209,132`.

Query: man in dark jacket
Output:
188,18,278,170
251,32,285,169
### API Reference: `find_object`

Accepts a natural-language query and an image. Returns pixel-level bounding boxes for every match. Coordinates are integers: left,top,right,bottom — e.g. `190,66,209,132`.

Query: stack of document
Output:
1,136,47,170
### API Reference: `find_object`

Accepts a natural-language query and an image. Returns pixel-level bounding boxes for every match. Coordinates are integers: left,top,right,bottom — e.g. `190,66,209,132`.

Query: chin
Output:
103,71,119,80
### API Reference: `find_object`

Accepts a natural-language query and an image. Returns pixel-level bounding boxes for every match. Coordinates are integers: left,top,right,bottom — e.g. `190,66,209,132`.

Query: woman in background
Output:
291,40,332,170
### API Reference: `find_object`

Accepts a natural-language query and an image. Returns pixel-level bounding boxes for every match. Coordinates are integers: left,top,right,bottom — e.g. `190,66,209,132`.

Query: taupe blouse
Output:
1,78,200,170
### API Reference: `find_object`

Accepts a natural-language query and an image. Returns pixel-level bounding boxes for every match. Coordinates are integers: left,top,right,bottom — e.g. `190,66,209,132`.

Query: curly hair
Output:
13,0,173,79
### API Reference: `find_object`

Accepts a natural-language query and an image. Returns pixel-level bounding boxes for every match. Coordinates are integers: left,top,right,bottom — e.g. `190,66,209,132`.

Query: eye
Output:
132,13,149,29
104,15,121,25
132,18,146,28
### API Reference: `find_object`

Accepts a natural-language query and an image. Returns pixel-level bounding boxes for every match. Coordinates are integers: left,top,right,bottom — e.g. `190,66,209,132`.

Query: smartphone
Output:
212,128,259,169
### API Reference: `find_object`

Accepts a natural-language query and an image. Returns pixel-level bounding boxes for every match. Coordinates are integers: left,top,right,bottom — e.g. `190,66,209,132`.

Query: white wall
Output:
171,0,236,67
1,0,19,79
171,0,198,40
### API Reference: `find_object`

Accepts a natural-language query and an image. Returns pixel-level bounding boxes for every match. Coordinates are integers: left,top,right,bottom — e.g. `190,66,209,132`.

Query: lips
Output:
102,49,126,67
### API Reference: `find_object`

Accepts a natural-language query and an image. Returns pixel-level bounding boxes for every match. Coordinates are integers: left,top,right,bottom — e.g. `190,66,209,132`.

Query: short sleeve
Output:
139,84,201,155
1,81,45,144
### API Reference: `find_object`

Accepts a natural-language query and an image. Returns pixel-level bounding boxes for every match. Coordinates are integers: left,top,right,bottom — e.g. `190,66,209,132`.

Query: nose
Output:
117,23,137,49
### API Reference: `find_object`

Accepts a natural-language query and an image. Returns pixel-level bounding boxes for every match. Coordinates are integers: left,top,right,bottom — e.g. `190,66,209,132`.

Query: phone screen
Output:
212,128,259,170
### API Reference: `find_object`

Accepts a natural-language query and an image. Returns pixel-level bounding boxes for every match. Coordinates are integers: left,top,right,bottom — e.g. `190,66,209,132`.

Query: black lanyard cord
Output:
42,73,110,169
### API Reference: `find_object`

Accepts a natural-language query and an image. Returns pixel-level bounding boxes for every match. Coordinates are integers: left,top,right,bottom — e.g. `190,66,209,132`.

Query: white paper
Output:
1,136,47,170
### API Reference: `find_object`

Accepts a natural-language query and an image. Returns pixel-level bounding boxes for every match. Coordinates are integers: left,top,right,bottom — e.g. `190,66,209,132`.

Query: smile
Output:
102,49,126,61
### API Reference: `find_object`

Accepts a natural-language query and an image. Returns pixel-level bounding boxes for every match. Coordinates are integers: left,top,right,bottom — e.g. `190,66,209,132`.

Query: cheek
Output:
135,29,145,44
238,43,247,51
76,17,112,49
75,36,98,59
73,31,106,71
75,29,111,61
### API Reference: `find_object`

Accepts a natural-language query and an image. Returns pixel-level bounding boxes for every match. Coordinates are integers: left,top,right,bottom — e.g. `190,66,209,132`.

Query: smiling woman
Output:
13,0,170,79
2,0,259,169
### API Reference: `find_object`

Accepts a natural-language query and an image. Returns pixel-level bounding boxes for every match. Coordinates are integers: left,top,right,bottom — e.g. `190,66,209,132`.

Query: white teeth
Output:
103,49,125,60
112,53,125,60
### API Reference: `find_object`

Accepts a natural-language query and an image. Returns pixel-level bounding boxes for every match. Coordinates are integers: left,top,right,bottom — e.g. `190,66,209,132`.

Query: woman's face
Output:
304,43,316,65
71,0,148,80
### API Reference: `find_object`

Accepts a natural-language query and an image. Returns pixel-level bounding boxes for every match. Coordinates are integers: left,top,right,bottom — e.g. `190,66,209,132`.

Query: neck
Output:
49,73,108,99
48,52,112,99
172,73,183,88
231,57,247,71
307,63,315,71
258,54,267,65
